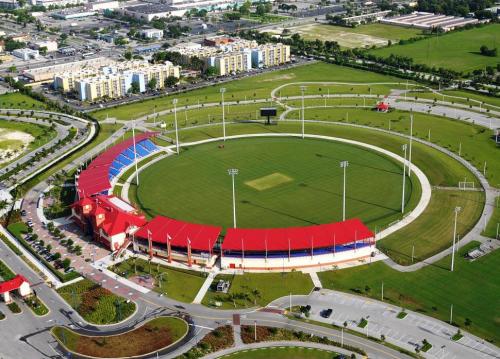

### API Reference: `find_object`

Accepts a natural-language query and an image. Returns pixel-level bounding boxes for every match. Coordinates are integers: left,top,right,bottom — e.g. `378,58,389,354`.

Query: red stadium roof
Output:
77,132,157,197
0,275,29,294
135,216,222,252
222,218,373,252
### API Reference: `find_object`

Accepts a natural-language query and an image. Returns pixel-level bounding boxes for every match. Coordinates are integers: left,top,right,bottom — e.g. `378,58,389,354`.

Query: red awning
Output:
135,216,222,252
0,275,29,294
77,132,157,197
222,218,373,252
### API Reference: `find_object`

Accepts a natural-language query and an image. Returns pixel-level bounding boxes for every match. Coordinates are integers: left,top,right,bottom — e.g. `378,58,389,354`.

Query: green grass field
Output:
222,347,338,359
379,189,484,265
285,107,499,187
263,23,423,48
202,272,313,309
91,62,409,121
135,137,420,230
318,241,500,343
407,89,500,112
482,196,499,239
109,258,206,303
369,24,500,73
0,92,46,110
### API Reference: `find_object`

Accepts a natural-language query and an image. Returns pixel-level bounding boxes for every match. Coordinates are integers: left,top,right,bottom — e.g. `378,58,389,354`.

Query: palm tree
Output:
251,289,261,305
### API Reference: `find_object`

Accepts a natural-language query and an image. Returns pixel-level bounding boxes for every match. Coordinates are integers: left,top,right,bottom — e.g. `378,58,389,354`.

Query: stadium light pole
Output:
228,168,239,228
340,161,349,221
173,98,180,155
450,206,461,272
220,88,226,141
401,144,407,214
300,86,307,139
132,124,139,186
408,111,413,176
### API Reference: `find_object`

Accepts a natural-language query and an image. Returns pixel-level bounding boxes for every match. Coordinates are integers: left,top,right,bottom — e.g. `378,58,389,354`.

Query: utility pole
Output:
401,144,407,213
450,206,461,272
220,88,226,141
228,168,238,228
340,161,349,221
173,99,179,154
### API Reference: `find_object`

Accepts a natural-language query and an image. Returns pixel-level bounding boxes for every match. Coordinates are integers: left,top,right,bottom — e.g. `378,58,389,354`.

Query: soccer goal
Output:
459,181,475,190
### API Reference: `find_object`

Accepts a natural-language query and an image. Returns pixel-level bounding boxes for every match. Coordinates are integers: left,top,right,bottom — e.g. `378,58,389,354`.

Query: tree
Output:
205,66,217,77
53,252,61,261
129,81,140,94
479,45,497,57
38,46,48,56
62,258,71,269
59,33,68,45
256,3,266,16
147,78,157,91
164,76,178,87
239,0,251,15
124,51,133,60
8,65,17,73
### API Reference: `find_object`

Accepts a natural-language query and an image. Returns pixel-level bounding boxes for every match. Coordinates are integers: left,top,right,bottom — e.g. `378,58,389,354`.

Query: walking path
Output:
201,341,355,359
309,272,322,288
192,271,217,304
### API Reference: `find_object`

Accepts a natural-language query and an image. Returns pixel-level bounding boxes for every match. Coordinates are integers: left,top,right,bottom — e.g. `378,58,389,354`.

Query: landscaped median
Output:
57,279,136,325
51,316,189,358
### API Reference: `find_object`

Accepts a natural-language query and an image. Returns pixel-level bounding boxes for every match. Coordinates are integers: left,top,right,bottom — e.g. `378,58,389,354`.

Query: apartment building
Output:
251,43,290,68
207,50,252,76
74,61,180,101
54,69,98,92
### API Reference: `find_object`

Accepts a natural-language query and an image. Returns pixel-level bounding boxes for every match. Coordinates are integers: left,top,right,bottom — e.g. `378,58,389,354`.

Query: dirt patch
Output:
0,128,34,164
262,73,296,82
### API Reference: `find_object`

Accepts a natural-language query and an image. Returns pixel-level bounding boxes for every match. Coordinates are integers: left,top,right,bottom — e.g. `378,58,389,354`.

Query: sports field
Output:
262,23,423,48
318,241,500,343
135,137,419,230
369,24,500,73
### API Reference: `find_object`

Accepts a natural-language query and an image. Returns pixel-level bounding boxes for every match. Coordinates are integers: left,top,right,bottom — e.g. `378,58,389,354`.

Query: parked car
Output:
321,308,333,318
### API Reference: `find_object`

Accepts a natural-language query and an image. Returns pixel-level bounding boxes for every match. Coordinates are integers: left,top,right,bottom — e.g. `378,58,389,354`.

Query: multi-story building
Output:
251,43,290,68
74,61,180,101
207,49,252,76
24,57,115,82
54,69,99,93
139,28,164,40
12,48,39,61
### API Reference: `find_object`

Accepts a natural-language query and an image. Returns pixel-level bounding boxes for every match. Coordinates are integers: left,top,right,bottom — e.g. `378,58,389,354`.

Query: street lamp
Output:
340,161,349,221
450,206,461,272
401,144,407,214
220,88,226,141
173,99,180,155
300,86,307,139
408,111,414,176
132,124,139,186
228,168,238,228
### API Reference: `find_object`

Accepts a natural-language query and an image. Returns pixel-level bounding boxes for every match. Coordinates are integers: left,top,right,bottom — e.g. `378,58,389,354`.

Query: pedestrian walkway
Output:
309,272,322,288
192,270,218,304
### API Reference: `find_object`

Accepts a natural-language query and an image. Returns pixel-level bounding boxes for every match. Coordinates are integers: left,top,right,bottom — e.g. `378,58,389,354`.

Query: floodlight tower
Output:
401,144,407,213
228,168,239,228
340,161,349,221
220,88,226,141
132,124,139,186
408,110,414,176
173,98,180,154
450,206,461,272
300,86,307,139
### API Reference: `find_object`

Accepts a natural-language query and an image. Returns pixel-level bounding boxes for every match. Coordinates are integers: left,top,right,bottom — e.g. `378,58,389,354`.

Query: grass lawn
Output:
24,296,49,316
407,89,500,112
0,259,15,280
264,23,423,48
482,196,499,239
90,62,409,121
369,24,500,73
135,137,420,230
318,241,500,343
109,257,206,303
202,272,313,309
378,189,484,265
222,346,339,359
57,279,135,324
285,107,498,187
52,316,188,358
0,92,46,110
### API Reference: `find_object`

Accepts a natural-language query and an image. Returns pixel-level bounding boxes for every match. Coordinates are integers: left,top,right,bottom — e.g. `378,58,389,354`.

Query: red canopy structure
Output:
135,215,222,252
376,102,390,112
77,132,157,197
222,218,373,252
0,275,29,294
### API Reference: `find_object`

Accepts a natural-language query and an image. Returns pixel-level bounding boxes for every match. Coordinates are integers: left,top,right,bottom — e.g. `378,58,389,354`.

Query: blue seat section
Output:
117,154,133,166
141,139,158,152
109,167,120,178
122,148,136,160
112,159,125,172
136,145,150,157
137,142,151,154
